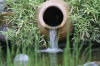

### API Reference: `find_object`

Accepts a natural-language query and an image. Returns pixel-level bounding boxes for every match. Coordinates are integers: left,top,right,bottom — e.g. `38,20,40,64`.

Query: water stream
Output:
49,29,58,49
38,29,63,53
49,29,61,66
37,29,63,66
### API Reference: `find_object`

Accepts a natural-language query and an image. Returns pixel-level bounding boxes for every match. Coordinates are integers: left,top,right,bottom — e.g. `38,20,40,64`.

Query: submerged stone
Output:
14,54,29,66
84,62,98,66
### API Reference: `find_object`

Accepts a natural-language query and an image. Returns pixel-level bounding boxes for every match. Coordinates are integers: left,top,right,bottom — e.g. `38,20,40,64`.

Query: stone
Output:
14,54,29,66
83,62,98,66
0,0,6,12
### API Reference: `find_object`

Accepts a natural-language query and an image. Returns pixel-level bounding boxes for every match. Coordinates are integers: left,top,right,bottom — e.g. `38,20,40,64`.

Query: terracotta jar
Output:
36,0,73,41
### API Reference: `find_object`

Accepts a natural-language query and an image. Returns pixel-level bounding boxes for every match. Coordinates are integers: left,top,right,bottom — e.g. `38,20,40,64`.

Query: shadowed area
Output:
43,6,63,26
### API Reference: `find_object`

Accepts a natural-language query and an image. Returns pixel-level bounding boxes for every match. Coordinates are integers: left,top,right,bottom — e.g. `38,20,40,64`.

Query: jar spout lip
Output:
38,0,69,29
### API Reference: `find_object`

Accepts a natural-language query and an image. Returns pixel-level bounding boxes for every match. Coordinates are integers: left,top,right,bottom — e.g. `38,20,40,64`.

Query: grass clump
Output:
6,0,46,48
65,0,100,44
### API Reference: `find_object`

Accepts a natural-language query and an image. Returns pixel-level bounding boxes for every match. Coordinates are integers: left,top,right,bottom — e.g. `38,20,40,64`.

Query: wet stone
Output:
83,62,98,66
0,0,6,12
0,26,8,42
14,54,29,66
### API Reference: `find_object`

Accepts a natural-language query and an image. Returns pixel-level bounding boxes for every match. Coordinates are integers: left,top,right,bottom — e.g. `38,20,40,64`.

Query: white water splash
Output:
37,29,63,53
38,48,63,53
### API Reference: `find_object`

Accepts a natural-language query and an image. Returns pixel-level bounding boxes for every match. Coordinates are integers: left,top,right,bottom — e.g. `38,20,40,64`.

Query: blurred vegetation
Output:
5,0,100,48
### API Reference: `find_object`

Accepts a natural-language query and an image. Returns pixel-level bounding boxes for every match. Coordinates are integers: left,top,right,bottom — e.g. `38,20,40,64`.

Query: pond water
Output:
1,29,100,66
1,43,100,66
35,29,100,66
36,46,100,66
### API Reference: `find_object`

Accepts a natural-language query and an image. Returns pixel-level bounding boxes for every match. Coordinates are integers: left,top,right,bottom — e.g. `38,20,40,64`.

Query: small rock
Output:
0,0,6,12
0,26,8,31
14,54,29,66
0,26,8,42
84,62,98,66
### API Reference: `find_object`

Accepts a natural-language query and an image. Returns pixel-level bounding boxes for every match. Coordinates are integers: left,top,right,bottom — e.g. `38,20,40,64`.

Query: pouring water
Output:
38,29,63,53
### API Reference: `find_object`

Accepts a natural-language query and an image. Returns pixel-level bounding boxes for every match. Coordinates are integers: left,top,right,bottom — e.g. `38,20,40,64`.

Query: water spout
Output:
49,29,58,49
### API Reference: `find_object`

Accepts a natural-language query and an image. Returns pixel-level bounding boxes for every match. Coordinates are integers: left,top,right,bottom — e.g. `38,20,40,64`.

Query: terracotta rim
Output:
39,2,67,29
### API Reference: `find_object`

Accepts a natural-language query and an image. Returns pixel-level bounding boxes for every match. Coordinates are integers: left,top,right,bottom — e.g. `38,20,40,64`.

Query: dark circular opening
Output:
43,6,63,26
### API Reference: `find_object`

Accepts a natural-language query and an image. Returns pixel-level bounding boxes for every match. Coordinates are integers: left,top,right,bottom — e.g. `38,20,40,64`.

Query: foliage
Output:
6,0,100,47
65,0,100,43
6,0,46,48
